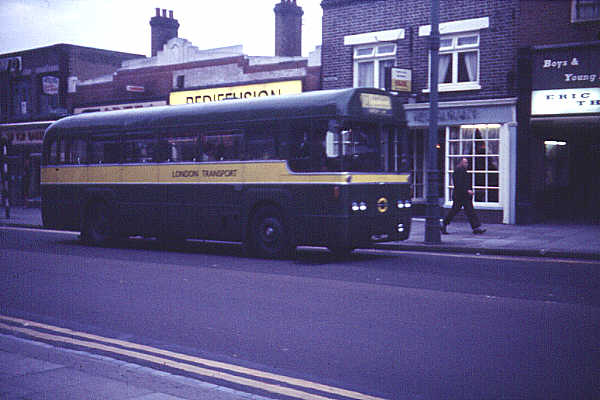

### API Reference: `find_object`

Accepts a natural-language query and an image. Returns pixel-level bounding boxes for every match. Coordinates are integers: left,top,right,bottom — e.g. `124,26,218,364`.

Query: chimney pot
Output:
150,8,180,57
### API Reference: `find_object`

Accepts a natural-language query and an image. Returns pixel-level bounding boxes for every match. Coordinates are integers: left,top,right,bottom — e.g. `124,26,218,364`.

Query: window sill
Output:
423,83,482,93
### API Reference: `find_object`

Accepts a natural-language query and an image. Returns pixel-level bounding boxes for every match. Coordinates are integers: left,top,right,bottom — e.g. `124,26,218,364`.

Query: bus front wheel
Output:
81,201,113,246
249,206,292,259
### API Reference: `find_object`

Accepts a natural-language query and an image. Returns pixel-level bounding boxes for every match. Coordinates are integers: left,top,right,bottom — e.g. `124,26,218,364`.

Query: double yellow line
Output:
0,314,385,400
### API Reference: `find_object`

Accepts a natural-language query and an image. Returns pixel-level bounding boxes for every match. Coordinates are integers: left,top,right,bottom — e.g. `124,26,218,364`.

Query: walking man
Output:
441,157,486,234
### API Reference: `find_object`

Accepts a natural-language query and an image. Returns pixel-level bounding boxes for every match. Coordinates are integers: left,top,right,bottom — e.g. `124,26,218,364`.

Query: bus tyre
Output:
249,206,291,259
81,201,113,246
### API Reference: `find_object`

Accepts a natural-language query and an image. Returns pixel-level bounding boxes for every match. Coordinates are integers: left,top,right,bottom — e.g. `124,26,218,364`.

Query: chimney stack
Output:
150,8,180,57
274,0,303,57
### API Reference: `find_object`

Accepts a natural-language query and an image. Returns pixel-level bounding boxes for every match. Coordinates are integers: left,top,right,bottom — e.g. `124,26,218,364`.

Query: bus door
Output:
197,131,244,241
119,132,160,235
160,129,205,238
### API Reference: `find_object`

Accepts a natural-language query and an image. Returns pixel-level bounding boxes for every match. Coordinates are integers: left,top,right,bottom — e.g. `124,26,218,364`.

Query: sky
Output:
0,0,323,57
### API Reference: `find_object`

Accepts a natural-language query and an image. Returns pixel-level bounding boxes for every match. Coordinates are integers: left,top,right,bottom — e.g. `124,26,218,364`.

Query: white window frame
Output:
438,33,480,91
571,0,600,22
420,17,488,93
445,124,501,207
352,43,397,89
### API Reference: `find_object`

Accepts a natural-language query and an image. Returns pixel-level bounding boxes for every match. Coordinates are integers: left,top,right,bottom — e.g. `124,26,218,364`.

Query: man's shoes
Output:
473,227,486,234
440,222,449,234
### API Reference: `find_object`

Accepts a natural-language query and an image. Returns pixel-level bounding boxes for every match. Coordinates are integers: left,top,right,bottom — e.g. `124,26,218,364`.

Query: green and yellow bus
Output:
41,88,412,257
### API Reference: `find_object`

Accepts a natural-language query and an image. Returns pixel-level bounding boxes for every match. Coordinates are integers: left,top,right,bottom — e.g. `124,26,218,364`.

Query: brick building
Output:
0,44,144,203
72,3,321,113
321,0,600,224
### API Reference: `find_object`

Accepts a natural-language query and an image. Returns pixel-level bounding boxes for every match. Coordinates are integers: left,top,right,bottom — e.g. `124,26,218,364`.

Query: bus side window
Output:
162,130,198,162
59,137,69,164
287,120,327,172
71,138,87,164
245,126,276,160
123,133,156,163
49,139,59,165
202,132,242,161
90,134,120,164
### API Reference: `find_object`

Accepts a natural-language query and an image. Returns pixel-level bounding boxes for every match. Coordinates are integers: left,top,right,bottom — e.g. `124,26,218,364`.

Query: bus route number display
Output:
360,93,393,116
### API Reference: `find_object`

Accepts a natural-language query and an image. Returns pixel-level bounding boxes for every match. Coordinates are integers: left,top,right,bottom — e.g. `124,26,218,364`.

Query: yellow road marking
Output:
0,315,385,400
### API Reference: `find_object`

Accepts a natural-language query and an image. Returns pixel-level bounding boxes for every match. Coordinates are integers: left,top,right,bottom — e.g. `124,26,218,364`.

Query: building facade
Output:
321,0,600,224
1,1,320,206
72,3,320,113
0,44,144,204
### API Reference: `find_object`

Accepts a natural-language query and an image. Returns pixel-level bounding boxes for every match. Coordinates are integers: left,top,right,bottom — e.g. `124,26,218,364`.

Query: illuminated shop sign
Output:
169,80,302,105
531,88,600,115
531,44,599,115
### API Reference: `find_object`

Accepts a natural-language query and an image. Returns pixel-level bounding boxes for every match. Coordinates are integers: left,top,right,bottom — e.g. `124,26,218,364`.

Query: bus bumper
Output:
325,213,412,249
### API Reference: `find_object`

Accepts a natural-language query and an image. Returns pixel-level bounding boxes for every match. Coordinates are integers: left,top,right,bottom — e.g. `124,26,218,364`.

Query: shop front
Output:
528,42,600,224
405,98,517,224
0,121,49,206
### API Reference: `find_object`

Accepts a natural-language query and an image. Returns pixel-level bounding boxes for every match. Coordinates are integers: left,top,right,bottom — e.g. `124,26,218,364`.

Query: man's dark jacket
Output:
452,165,471,199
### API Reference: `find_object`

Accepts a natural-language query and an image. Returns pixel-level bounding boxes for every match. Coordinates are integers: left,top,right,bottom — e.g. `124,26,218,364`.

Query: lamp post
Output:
424,0,441,243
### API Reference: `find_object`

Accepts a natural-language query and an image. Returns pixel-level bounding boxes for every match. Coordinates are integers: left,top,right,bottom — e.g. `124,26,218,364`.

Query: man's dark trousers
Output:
443,193,481,230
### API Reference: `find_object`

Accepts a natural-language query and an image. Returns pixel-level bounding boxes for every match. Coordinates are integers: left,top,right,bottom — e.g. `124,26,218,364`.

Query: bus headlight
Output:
397,200,412,209
351,201,368,212
398,223,405,232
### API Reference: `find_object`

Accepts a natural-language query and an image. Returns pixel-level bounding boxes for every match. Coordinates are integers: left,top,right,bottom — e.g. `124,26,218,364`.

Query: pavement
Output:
1,206,599,261
0,334,271,400
1,206,599,400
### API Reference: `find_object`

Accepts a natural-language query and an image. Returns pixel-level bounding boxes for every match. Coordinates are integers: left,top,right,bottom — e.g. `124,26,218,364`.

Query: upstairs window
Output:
420,17,488,92
433,33,480,91
572,0,600,22
353,43,396,89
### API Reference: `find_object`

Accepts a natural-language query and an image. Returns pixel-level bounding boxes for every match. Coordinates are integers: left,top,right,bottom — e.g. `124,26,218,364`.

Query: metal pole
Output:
1,139,9,219
424,0,441,243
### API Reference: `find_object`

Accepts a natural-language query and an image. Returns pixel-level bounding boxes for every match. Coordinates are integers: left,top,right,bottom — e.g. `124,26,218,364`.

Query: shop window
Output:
408,129,425,200
13,80,31,117
572,0,600,22
353,43,396,89
446,125,500,204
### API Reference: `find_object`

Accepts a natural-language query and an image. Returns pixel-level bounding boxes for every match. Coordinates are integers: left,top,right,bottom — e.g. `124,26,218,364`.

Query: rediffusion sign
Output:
170,80,302,105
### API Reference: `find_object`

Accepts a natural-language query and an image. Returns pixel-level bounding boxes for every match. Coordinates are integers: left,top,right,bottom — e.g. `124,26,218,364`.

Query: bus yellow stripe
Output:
41,163,409,184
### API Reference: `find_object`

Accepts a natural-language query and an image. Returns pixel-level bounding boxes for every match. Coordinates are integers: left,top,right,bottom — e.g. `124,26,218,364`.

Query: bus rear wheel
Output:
249,206,292,259
81,201,113,246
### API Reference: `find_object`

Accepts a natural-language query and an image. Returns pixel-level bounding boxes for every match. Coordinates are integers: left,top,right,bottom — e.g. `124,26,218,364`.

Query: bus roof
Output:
44,88,405,140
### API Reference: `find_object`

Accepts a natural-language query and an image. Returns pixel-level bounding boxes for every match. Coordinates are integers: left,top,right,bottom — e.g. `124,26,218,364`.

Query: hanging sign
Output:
387,67,412,92
42,76,59,95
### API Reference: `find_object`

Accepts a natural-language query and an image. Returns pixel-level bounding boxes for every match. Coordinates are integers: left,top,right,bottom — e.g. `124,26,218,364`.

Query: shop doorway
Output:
541,127,600,224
